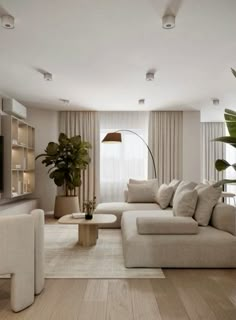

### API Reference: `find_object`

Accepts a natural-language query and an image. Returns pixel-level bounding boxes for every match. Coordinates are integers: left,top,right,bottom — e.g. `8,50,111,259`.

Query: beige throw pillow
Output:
129,178,158,185
173,181,197,204
127,183,157,203
169,179,181,207
194,184,221,226
173,189,198,217
157,184,174,209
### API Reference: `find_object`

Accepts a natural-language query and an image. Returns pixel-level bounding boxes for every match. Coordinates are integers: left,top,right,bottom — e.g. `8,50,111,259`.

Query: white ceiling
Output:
0,0,236,112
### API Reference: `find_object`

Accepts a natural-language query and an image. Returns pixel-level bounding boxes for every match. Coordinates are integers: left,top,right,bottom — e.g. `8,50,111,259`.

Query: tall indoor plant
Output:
36,133,91,218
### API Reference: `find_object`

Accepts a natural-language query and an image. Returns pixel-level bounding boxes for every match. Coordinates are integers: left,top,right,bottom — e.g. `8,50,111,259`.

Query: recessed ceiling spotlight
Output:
212,98,220,106
44,72,53,81
162,15,175,29
146,71,155,81
59,98,70,104
138,99,145,105
1,15,15,29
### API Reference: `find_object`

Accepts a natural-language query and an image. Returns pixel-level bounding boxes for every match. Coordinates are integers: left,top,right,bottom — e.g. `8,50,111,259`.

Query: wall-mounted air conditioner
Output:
2,98,27,119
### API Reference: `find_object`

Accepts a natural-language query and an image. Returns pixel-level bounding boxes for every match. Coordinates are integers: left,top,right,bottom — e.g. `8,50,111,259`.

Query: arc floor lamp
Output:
102,129,157,178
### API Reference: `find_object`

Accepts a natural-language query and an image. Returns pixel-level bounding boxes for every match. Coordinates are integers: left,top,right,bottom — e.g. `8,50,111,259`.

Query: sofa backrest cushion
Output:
173,189,198,217
136,216,198,234
172,181,197,204
211,203,236,235
157,184,174,209
127,182,157,203
129,178,158,185
194,184,222,226
168,179,181,207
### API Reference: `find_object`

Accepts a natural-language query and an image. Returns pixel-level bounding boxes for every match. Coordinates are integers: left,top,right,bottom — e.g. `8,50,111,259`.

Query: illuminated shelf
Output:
2,115,35,198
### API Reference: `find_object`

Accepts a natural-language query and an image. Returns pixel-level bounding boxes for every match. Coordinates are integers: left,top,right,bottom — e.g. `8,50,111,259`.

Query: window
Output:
100,112,149,202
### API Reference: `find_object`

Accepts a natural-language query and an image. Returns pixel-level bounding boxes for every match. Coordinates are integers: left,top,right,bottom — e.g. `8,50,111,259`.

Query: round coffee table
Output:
58,214,117,246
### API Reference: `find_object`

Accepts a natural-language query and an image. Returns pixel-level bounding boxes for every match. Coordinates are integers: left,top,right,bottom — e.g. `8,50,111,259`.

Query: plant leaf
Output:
215,159,231,171
213,179,236,187
231,68,236,78
213,136,236,148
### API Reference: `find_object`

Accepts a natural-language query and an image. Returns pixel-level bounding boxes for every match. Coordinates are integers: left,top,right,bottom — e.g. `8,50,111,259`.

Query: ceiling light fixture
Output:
138,99,145,105
44,72,53,81
59,98,70,104
1,15,15,29
212,98,220,106
162,15,175,29
146,71,155,81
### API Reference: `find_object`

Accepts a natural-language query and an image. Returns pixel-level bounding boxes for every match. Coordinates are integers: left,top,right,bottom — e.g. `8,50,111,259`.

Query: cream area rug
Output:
45,224,164,279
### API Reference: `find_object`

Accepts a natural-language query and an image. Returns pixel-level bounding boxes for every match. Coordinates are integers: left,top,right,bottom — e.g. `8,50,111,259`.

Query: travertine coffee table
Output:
58,214,117,246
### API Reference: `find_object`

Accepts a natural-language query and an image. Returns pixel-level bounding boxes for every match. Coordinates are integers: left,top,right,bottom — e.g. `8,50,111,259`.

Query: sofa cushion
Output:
194,184,222,226
211,203,236,235
136,216,198,234
173,189,198,217
129,178,158,185
169,179,181,207
173,181,197,204
94,202,161,228
127,182,157,203
157,184,174,209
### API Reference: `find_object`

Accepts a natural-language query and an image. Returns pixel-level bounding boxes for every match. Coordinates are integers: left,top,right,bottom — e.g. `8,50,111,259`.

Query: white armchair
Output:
0,209,45,312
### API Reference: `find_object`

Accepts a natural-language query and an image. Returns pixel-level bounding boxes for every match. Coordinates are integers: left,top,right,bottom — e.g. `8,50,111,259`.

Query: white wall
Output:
182,111,201,182
27,107,59,212
200,107,224,122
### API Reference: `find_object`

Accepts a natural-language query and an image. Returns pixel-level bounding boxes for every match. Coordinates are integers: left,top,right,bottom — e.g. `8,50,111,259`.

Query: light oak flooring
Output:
1,269,236,319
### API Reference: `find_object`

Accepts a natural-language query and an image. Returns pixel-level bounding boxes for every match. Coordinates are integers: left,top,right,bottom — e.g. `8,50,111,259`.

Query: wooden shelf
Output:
2,115,35,198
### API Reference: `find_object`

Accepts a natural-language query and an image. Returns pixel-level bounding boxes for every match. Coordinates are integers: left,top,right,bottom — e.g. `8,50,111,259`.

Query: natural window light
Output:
100,112,149,202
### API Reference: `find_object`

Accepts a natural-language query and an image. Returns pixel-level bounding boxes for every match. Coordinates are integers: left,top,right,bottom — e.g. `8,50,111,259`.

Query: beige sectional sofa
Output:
95,179,236,268
121,205,236,268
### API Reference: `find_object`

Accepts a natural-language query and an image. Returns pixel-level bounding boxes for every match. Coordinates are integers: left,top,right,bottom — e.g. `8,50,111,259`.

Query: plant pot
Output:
85,213,93,220
54,195,79,218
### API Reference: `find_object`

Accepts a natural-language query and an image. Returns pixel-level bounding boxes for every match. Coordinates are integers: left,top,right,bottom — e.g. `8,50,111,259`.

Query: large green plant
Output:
36,133,91,196
214,70,236,186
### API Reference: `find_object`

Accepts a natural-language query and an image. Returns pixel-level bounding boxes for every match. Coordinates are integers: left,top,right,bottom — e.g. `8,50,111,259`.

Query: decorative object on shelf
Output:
102,129,157,178
36,133,91,218
83,196,96,220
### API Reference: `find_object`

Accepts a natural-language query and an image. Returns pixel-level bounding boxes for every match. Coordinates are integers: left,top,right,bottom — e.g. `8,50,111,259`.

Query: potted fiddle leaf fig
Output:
36,133,91,218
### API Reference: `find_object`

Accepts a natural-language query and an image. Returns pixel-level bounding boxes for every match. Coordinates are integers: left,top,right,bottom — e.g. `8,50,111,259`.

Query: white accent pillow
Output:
194,184,222,226
173,189,198,217
157,184,174,209
127,182,157,203
169,179,181,207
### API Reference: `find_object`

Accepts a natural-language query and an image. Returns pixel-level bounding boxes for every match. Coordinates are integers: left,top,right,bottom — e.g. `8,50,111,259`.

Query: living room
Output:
0,0,236,319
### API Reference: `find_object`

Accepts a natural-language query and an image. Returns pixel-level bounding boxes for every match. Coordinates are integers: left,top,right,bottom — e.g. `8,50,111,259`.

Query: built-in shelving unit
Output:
2,115,35,198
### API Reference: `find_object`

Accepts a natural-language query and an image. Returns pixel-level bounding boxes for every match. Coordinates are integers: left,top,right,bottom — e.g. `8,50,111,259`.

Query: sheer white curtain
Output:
100,112,149,202
225,125,236,204
201,122,225,182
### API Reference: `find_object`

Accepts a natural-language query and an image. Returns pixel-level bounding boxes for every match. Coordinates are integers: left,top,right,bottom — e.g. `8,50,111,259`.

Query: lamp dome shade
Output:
102,132,122,143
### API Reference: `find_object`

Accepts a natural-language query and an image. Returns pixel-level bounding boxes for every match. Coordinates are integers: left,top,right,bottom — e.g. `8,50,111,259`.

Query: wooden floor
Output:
1,269,236,319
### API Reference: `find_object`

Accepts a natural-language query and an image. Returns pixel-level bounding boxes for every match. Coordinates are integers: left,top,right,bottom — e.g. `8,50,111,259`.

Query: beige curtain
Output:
59,111,100,209
148,111,183,185
201,122,225,182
